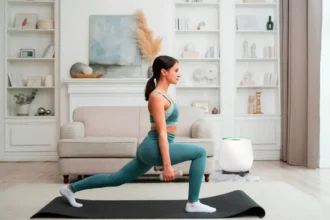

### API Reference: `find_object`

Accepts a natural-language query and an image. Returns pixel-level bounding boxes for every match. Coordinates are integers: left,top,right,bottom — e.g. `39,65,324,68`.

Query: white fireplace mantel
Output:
63,78,150,121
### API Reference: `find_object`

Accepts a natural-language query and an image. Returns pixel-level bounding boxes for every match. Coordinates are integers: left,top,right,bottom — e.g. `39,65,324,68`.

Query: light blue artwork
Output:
89,15,142,66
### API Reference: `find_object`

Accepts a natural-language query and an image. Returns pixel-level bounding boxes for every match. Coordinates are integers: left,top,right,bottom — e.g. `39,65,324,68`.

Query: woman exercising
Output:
59,55,216,213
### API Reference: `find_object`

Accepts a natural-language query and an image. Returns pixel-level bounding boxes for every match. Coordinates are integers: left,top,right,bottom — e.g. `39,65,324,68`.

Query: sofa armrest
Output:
60,122,85,139
191,119,213,139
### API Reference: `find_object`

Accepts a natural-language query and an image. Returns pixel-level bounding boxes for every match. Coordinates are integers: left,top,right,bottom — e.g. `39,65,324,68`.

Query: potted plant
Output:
13,89,37,116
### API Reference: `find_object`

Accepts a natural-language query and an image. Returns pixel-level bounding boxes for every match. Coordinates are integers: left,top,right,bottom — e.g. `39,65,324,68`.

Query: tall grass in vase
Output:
135,10,162,78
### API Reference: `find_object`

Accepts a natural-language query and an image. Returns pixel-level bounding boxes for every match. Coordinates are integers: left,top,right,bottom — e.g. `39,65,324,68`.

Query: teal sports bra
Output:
149,89,179,127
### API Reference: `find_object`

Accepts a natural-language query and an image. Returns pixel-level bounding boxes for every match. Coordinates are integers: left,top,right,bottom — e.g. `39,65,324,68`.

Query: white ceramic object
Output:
83,66,93,74
16,104,29,116
44,75,53,87
218,137,253,172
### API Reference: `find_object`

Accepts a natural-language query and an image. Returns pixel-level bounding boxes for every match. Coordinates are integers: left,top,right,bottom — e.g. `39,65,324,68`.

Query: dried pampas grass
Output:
135,10,162,63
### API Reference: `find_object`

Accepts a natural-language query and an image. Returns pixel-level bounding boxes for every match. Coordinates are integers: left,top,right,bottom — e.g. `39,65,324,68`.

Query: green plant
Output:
13,89,38,105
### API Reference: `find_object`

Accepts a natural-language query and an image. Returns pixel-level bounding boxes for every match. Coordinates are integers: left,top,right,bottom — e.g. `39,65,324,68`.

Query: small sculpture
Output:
248,95,255,114
243,40,249,58
251,43,257,58
45,110,52,115
255,92,263,114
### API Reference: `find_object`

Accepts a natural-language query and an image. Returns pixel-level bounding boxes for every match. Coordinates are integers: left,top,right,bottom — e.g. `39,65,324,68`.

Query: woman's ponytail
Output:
144,77,156,101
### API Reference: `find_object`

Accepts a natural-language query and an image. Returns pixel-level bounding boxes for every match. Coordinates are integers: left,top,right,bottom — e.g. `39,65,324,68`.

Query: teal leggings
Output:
69,130,207,202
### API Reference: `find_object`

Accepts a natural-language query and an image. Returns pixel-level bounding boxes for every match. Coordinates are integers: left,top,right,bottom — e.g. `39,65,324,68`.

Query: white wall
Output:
319,0,330,168
0,0,5,156
59,0,175,124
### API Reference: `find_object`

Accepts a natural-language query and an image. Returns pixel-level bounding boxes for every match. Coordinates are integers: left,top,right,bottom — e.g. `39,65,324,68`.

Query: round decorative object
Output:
211,107,219,114
205,65,217,80
82,66,93,74
70,62,89,77
193,68,205,81
219,137,253,172
45,110,52,115
37,107,46,115
184,42,195,52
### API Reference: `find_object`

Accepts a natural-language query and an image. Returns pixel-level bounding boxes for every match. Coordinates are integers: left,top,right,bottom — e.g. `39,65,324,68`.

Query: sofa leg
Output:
204,174,210,182
78,175,82,181
63,175,69,184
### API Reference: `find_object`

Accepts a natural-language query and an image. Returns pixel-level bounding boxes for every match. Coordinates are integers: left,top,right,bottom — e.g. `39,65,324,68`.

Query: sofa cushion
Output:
58,137,137,157
138,136,215,157
73,106,140,137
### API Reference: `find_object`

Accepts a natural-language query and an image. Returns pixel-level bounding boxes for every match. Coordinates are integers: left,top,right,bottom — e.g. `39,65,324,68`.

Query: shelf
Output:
7,0,55,4
176,85,220,89
235,3,277,8
176,30,220,33
236,30,277,34
235,114,281,119
5,116,56,121
237,86,279,89
8,86,55,89
7,28,55,33
7,58,55,61
175,2,219,7
177,58,220,61
236,58,278,62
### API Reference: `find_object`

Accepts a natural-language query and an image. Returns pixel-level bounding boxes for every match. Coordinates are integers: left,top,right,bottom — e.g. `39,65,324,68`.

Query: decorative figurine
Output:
243,40,249,58
255,92,263,114
251,43,257,58
248,95,255,114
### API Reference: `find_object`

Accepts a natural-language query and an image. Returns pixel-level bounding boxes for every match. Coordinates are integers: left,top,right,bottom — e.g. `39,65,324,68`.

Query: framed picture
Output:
27,76,42,87
192,100,210,113
20,49,35,58
14,13,37,29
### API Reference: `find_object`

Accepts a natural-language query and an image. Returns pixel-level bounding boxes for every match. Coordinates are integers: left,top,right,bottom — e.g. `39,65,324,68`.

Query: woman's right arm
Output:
149,93,175,181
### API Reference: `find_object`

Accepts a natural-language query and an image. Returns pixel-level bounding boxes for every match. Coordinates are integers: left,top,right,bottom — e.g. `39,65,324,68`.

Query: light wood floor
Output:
1,161,330,207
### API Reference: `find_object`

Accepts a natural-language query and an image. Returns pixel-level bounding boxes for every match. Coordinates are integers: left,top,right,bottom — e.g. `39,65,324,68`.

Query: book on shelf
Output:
43,45,55,58
263,73,278,86
8,73,24,87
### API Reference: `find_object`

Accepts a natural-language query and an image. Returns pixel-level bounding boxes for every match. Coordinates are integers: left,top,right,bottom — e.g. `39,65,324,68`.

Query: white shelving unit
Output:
2,0,59,159
173,0,281,160
174,0,221,117
234,0,281,160
234,0,280,117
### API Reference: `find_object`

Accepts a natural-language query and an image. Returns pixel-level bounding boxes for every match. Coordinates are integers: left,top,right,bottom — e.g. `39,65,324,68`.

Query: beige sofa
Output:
58,106,216,183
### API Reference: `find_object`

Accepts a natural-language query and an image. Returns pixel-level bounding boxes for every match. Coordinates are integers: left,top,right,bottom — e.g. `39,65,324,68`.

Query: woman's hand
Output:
163,165,176,181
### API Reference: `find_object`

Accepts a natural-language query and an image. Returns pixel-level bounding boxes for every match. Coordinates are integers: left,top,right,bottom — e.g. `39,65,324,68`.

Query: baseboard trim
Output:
253,150,281,160
319,160,330,168
0,155,58,161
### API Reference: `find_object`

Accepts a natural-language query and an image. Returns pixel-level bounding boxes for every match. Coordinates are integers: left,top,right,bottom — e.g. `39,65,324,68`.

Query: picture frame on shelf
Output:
27,76,42,87
14,13,38,29
20,49,35,58
192,100,210,113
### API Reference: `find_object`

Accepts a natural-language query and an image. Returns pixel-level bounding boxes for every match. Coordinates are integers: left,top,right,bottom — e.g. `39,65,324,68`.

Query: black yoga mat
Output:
31,190,265,219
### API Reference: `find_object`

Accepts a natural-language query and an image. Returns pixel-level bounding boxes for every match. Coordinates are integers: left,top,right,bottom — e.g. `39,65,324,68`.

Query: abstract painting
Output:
89,15,142,68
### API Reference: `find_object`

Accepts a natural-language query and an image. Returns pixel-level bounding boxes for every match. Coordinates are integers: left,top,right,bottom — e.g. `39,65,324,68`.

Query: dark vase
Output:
266,16,274,30
212,107,219,114
147,66,153,78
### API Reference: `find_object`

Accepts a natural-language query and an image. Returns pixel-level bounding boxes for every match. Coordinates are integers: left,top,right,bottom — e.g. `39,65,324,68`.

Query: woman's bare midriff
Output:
151,125,177,135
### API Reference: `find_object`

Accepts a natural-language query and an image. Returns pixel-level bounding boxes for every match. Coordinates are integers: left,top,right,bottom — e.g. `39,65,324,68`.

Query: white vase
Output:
44,75,53,87
16,104,30,116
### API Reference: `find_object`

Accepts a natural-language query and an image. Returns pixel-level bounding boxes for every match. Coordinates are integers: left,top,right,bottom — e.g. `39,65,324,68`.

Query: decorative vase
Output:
211,107,219,114
147,66,153,78
44,75,53,87
16,104,30,116
266,16,274,30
